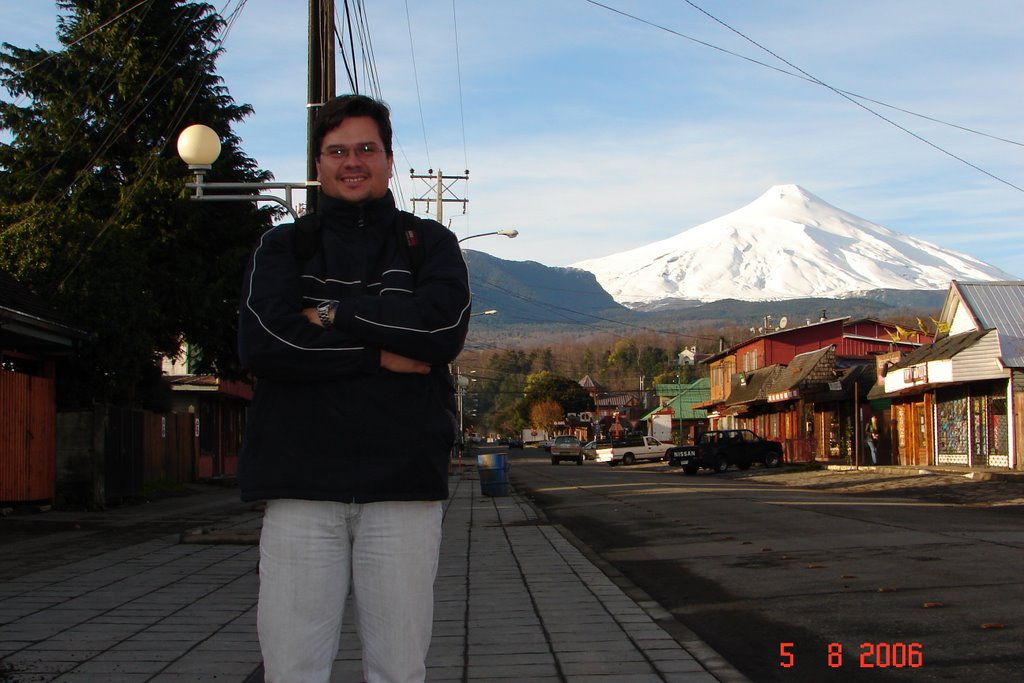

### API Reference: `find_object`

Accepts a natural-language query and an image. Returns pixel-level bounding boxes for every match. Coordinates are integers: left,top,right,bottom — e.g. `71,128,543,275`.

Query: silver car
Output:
549,436,583,465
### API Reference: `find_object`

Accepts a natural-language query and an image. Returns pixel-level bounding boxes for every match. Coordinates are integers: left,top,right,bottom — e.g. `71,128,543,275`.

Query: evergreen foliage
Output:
0,0,275,407
522,371,592,416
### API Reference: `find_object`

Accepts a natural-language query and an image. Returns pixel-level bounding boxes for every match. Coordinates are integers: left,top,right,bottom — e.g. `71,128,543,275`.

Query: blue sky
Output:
5,1,1023,276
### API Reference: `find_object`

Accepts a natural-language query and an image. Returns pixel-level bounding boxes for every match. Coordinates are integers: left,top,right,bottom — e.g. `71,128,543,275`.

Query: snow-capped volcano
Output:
570,184,1017,308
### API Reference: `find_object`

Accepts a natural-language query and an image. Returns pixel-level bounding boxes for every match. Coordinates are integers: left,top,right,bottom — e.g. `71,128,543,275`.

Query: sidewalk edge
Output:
515,491,753,683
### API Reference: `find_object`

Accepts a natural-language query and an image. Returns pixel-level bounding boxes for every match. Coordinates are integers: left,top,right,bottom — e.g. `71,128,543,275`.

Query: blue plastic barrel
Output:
476,453,510,497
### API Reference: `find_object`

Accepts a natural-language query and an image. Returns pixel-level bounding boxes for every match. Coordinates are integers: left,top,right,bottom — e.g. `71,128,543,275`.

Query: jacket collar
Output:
318,190,398,228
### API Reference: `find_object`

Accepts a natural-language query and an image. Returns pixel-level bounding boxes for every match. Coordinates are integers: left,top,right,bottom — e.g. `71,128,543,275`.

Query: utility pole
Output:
306,0,335,215
409,168,469,224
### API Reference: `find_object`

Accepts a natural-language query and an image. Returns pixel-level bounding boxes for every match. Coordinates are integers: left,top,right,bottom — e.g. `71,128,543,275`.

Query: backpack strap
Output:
395,211,424,284
292,212,322,261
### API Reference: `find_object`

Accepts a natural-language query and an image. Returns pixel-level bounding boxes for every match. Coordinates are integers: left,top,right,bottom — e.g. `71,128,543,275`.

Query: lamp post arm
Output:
183,190,300,221
178,125,318,219
184,174,320,222
458,229,518,244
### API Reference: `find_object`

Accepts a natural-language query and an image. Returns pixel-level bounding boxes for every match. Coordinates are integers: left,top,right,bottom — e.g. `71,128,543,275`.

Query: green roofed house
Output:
646,378,711,444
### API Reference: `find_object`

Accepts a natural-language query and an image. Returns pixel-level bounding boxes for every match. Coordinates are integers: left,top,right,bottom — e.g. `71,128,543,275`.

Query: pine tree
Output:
0,0,275,407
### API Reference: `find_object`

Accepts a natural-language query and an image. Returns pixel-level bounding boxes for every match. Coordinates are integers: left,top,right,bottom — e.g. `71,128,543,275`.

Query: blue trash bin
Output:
476,453,510,497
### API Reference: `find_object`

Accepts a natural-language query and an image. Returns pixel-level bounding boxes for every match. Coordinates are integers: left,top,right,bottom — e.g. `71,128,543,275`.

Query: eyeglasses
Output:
320,143,386,160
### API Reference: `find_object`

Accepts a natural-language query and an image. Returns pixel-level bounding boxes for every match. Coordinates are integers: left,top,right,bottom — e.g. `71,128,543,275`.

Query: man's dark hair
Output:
313,94,393,154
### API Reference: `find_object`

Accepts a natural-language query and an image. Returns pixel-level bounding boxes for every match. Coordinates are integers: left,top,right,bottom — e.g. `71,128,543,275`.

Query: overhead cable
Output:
583,0,1023,192
404,0,431,170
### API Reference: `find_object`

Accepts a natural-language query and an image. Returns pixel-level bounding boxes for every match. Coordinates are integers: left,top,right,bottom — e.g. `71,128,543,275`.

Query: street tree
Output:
474,349,533,430
522,371,592,415
638,345,670,380
0,0,274,407
529,398,563,434
605,339,638,369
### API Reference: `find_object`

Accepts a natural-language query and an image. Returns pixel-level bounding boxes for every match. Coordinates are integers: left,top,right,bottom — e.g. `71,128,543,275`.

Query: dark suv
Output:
667,429,782,475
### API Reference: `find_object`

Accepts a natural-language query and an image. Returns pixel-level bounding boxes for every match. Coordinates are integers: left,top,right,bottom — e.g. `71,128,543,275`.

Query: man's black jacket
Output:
237,191,471,503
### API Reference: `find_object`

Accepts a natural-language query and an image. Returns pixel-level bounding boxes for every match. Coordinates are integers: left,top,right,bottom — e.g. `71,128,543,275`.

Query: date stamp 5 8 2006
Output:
780,641,924,669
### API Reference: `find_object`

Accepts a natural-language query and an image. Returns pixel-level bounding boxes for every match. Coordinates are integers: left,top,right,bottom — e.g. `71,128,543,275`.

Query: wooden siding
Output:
893,397,932,466
709,356,736,402
775,403,812,462
948,297,976,335
951,333,1009,382
1014,370,1024,470
143,412,195,483
101,408,198,501
0,370,56,502
840,336,902,359
103,408,144,499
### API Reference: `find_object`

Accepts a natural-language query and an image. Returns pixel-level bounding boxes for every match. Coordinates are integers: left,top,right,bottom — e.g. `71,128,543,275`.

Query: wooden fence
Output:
0,370,56,502
101,408,198,501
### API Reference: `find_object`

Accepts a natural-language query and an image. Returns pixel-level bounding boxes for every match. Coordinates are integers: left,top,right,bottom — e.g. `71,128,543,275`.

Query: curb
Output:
513,487,753,683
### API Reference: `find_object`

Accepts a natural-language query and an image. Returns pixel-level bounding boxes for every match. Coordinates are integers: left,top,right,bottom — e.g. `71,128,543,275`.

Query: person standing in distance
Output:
865,414,880,465
237,94,471,683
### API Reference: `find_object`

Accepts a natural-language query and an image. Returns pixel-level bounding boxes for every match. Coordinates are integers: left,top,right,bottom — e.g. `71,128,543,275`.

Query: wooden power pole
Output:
409,168,469,224
306,0,335,215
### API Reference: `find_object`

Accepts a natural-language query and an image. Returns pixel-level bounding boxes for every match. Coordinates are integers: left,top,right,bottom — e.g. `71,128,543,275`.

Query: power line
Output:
583,0,1024,191
336,0,359,91
404,0,431,170
334,0,407,209
450,0,470,234
1,1,253,290
582,0,1022,147
61,1,252,287
15,0,152,77
678,0,1023,193
451,0,470,171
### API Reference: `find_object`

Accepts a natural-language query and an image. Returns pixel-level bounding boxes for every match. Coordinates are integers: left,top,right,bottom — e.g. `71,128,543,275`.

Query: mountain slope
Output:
570,184,1018,308
464,250,627,327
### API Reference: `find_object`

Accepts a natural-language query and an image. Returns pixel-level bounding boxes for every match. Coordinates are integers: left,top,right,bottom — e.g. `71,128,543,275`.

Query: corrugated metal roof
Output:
594,390,653,408
955,281,1024,367
957,281,1024,336
644,378,711,420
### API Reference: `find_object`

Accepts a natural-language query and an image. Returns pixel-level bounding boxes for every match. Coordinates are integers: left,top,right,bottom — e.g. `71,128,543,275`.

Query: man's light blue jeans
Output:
257,498,444,683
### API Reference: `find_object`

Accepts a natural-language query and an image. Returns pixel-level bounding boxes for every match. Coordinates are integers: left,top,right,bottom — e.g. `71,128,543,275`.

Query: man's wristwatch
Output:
316,300,338,328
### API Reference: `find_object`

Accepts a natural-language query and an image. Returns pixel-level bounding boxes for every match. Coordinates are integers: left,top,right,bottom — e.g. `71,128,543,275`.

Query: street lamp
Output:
458,229,518,244
176,124,319,221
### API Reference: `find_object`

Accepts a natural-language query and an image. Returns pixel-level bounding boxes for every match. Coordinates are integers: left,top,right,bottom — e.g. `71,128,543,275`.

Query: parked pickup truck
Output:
667,429,783,474
594,436,676,466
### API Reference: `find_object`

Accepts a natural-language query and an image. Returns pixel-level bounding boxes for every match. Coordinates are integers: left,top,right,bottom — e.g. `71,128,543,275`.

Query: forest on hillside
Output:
456,325,745,439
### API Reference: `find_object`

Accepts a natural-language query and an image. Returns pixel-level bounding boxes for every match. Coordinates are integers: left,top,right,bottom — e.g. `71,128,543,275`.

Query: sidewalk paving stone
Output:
1,473,740,683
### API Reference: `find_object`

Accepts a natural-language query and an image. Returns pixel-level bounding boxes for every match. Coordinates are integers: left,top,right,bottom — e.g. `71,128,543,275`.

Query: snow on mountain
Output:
570,184,1017,308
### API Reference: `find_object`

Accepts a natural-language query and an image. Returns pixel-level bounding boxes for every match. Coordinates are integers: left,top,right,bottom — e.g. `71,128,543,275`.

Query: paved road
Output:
507,451,1024,683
